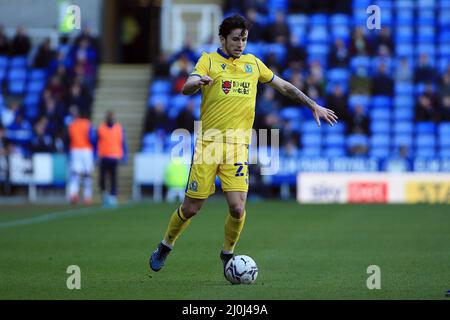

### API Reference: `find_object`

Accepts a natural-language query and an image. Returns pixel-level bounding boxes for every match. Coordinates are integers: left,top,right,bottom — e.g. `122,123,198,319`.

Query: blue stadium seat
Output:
438,9,450,26
331,26,350,42
327,69,350,83
395,83,414,95
347,134,369,149
396,0,414,9
394,95,415,109
29,69,47,81
150,80,172,94
0,68,6,83
370,147,390,158
350,56,371,71
323,122,346,134
353,0,370,9
301,120,321,134
264,43,287,62
27,80,46,93
370,134,390,148
439,44,450,58
280,107,301,121
310,14,328,26
439,148,450,158
324,134,345,147
23,93,40,108
307,43,329,56
418,0,436,9
416,122,436,134
439,57,449,73
395,44,414,58
393,134,413,148
286,14,308,28
438,129,450,148
348,94,370,111
415,43,436,57
8,68,27,80
148,94,169,108
395,26,414,43
290,26,307,44
417,9,435,25
301,147,322,157
417,26,435,42
396,10,414,25
371,95,392,109
370,121,390,134
438,122,450,137
330,14,350,26
394,121,414,134
393,107,414,121
10,56,27,68
323,147,346,157
0,55,8,68
370,108,390,121
416,133,436,148
301,133,322,147
8,79,26,95
170,94,189,110
415,147,436,158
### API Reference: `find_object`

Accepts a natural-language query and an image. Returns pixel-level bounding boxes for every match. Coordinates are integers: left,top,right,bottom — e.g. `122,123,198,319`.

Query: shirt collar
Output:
217,47,232,60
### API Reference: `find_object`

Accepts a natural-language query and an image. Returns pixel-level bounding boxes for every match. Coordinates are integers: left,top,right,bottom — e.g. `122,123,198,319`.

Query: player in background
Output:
149,14,338,274
67,107,96,205
97,110,127,208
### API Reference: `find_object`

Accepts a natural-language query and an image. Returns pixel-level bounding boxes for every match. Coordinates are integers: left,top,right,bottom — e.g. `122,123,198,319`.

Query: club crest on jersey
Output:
245,64,252,73
189,180,198,192
222,80,231,94
221,63,226,70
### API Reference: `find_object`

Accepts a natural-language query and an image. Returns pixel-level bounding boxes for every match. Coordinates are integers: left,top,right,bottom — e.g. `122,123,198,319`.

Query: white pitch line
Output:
0,202,136,229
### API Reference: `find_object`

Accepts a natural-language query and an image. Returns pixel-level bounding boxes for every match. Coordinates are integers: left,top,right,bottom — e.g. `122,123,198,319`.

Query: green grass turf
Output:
0,199,449,300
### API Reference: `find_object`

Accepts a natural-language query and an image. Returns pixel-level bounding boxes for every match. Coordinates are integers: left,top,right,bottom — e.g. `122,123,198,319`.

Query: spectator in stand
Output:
67,84,90,117
153,52,171,79
30,117,55,153
5,111,32,155
326,84,350,127
440,96,450,122
0,25,9,55
176,100,196,133
415,53,435,84
286,34,307,71
349,104,369,135
46,76,67,103
265,11,290,44
144,102,170,134
170,53,193,94
373,27,394,55
245,8,264,43
422,82,437,106
33,38,55,68
372,63,394,96
415,95,438,122
350,66,372,94
1,101,20,128
328,38,350,68
280,120,299,148
395,57,413,82
439,73,450,98
40,90,65,136
350,27,372,56
170,40,198,65
11,26,31,56
74,27,100,61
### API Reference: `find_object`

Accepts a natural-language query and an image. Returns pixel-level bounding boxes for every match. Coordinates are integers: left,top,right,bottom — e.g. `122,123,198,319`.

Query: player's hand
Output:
198,75,213,86
311,104,338,127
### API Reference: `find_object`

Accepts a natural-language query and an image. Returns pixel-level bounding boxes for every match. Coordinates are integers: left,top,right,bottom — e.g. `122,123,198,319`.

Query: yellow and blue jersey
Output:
190,48,274,145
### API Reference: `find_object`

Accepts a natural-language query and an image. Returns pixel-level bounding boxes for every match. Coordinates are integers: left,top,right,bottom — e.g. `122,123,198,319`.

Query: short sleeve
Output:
254,56,274,83
190,52,210,78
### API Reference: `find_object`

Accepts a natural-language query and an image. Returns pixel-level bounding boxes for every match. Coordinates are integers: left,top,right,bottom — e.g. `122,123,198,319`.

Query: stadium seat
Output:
309,14,328,26
324,134,345,147
393,134,413,148
301,146,321,157
371,95,392,109
350,56,371,71
393,107,413,121
417,9,435,25
280,107,302,121
301,133,322,147
323,122,346,134
438,122,450,137
323,147,346,157
301,120,321,134
438,132,450,148
395,83,414,95
9,56,27,68
0,68,6,83
415,147,436,158
396,0,414,9
370,108,390,122
395,44,414,58
27,80,46,93
416,134,436,149
347,134,369,149
327,69,350,83
286,14,308,28
264,43,287,62
394,95,415,109
29,69,47,81
331,26,351,42
439,148,450,158
0,55,8,68
307,43,329,56
8,68,27,80
8,79,26,95
150,80,172,94
394,121,414,134
369,147,390,159
416,122,436,134
371,121,390,134
330,14,350,26
370,134,390,148
148,94,169,108
348,94,370,111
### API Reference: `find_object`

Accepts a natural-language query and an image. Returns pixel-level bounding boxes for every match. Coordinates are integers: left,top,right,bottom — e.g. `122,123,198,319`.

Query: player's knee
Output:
228,203,245,219
181,203,201,219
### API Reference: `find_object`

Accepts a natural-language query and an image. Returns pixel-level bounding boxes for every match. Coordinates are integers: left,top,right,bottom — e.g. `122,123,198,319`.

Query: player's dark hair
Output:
219,14,252,38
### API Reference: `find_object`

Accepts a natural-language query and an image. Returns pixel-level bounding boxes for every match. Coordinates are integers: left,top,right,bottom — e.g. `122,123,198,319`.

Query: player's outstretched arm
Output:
268,75,338,127
182,75,213,95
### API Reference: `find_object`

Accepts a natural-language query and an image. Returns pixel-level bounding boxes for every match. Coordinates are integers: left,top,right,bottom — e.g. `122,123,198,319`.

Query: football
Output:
224,255,259,285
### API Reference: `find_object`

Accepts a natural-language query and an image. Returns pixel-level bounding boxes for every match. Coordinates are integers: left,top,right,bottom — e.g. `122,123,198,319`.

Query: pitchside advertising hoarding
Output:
297,173,450,204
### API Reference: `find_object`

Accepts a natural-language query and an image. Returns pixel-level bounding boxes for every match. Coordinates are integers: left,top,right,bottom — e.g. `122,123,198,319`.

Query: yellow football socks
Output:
223,211,246,253
163,206,191,247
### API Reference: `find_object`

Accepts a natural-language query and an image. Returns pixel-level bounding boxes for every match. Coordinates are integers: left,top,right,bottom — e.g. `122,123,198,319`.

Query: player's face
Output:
222,28,248,58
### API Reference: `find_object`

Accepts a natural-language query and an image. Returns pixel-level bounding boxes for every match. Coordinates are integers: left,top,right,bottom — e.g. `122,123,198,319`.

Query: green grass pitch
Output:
0,199,449,300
